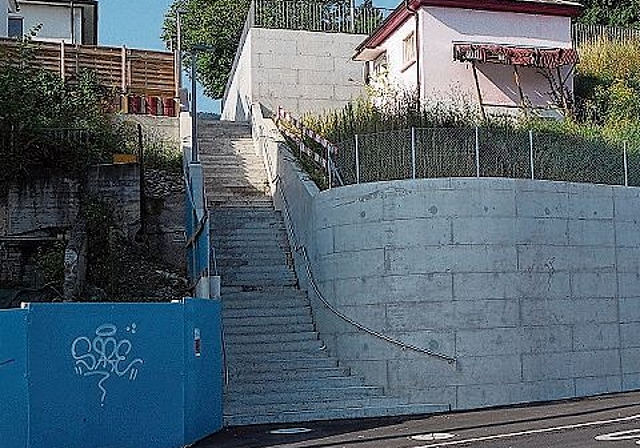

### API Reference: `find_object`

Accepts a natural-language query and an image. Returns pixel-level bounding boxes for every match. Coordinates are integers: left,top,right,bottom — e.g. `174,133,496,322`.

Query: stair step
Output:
214,234,287,244
222,277,297,287
225,376,364,394
222,278,298,287
212,225,286,234
222,288,306,298
214,238,287,246
226,396,414,416
212,222,283,231
225,339,324,354
222,296,306,309
218,264,292,274
224,313,311,327
224,331,318,344
214,199,273,206
224,322,315,335
226,357,337,373
223,305,309,319
227,347,330,362
224,403,449,427
228,366,350,383
224,385,384,406
216,256,291,268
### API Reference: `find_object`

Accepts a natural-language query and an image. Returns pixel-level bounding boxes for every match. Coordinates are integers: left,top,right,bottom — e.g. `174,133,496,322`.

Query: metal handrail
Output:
255,109,456,364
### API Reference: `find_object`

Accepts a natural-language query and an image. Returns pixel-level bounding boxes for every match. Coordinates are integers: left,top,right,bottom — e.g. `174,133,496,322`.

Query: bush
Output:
0,39,126,189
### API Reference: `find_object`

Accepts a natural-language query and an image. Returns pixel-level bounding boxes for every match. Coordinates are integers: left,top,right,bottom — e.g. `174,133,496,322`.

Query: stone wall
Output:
0,164,140,286
86,164,141,240
255,107,640,411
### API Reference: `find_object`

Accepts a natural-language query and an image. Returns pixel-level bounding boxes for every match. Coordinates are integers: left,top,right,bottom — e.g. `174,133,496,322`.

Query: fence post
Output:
350,0,356,33
475,126,480,178
327,146,333,190
355,134,361,184
624,141,629,187
121,46,127,93
60,41,66,80
411,127,416,179
529,129,535,180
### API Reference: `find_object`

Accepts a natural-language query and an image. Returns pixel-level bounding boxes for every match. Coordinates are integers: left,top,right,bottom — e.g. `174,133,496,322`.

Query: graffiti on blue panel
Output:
0,358,15,367
71,323,144,405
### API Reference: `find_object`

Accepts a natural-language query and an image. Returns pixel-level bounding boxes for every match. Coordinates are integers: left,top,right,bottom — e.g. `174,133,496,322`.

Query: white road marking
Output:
595,428,640,444
412,413,640,447
410,433,456,441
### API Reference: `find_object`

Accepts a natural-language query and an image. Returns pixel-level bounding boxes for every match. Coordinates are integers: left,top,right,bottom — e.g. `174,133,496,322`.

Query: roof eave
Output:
353,0,416,61
8,0,19,12
353,0,583,61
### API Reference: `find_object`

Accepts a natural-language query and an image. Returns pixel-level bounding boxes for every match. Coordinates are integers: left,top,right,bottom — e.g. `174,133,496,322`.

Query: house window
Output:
8,17,23,38
403,32,416,64
372,51,388,77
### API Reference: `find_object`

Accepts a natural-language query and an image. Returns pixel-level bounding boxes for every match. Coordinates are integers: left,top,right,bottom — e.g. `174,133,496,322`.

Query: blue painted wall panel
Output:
0,309,29,448
183,299,223,444
27,303,185,448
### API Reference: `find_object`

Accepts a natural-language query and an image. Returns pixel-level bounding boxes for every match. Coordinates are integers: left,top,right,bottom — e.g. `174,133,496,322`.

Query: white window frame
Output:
403,31,416,64
372,51,388,77
8,16,23,38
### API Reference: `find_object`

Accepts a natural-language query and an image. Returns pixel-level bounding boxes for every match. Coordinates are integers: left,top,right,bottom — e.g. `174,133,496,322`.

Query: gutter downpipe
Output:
406,0,421,102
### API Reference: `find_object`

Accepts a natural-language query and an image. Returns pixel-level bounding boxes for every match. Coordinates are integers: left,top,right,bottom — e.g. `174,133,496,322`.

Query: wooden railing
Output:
0,38,177,106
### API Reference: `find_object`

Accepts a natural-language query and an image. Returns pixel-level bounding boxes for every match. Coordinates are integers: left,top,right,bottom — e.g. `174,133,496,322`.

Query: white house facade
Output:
2,0,18,36
7,0,97,44
355,0,582,117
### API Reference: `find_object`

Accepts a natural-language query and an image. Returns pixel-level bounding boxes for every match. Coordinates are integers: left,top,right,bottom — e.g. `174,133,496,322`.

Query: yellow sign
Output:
113,154,138,164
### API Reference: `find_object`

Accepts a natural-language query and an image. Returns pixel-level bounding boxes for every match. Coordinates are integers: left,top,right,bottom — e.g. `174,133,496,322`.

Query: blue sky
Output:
99,0,399,113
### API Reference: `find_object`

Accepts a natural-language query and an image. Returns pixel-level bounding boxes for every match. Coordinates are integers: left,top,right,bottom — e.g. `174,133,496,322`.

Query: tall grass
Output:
295,93,638,188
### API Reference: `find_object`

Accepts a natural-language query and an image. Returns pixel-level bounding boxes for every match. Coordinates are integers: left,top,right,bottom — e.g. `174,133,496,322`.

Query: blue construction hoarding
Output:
0,309,29,448
0,299,222,448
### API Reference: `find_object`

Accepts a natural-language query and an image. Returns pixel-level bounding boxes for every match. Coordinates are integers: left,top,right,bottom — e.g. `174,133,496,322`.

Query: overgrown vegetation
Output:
294,37,640,189
0,39,124,190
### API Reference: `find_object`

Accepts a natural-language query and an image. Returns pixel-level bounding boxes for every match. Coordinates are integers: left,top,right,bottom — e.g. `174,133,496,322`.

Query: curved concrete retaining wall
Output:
254,107,640,411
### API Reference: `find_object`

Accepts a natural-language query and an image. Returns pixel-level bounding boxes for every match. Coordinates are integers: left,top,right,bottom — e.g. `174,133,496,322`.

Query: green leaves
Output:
162,0,250,99
0,43,124,187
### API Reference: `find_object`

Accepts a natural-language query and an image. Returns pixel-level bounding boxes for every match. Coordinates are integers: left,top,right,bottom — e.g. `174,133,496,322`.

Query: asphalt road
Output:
196,391,640,448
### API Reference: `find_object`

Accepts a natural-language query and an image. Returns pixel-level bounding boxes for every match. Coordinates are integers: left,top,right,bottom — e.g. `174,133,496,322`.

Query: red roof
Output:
354,0,583,59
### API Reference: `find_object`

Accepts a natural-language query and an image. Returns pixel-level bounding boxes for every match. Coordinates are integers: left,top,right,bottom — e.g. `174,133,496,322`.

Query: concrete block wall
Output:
223,28,366,120
254,106,640,411
222,29,254,121
308,178,640,409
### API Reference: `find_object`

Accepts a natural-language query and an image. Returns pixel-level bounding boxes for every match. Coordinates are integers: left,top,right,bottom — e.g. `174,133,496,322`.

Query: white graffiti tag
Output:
71,324,144,404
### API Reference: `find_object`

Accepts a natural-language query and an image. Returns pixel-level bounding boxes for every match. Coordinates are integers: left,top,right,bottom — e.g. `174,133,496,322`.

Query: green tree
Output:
162,0,382,99
162,0,251,99
579,0,640,27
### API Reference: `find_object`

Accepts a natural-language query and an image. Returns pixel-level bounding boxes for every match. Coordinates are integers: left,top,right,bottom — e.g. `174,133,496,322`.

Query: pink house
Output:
354,0,583,118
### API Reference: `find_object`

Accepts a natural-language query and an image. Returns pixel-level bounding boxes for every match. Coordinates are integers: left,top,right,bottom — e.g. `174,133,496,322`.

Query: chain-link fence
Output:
573,23,640,47
331,126,637,188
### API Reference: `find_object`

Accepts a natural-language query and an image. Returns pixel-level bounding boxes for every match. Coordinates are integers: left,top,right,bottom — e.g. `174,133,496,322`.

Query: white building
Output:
354,0,582,117
2,0,18,36
7,0,97,44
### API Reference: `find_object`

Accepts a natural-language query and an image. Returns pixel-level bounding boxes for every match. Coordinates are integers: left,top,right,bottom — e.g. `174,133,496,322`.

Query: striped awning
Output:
453,43,579,69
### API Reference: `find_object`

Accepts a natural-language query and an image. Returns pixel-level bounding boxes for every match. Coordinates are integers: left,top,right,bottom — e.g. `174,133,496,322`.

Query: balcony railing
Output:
252,0,391,35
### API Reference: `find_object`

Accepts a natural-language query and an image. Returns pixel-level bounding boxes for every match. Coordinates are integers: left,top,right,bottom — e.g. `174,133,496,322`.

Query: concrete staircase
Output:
198,119,447,426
